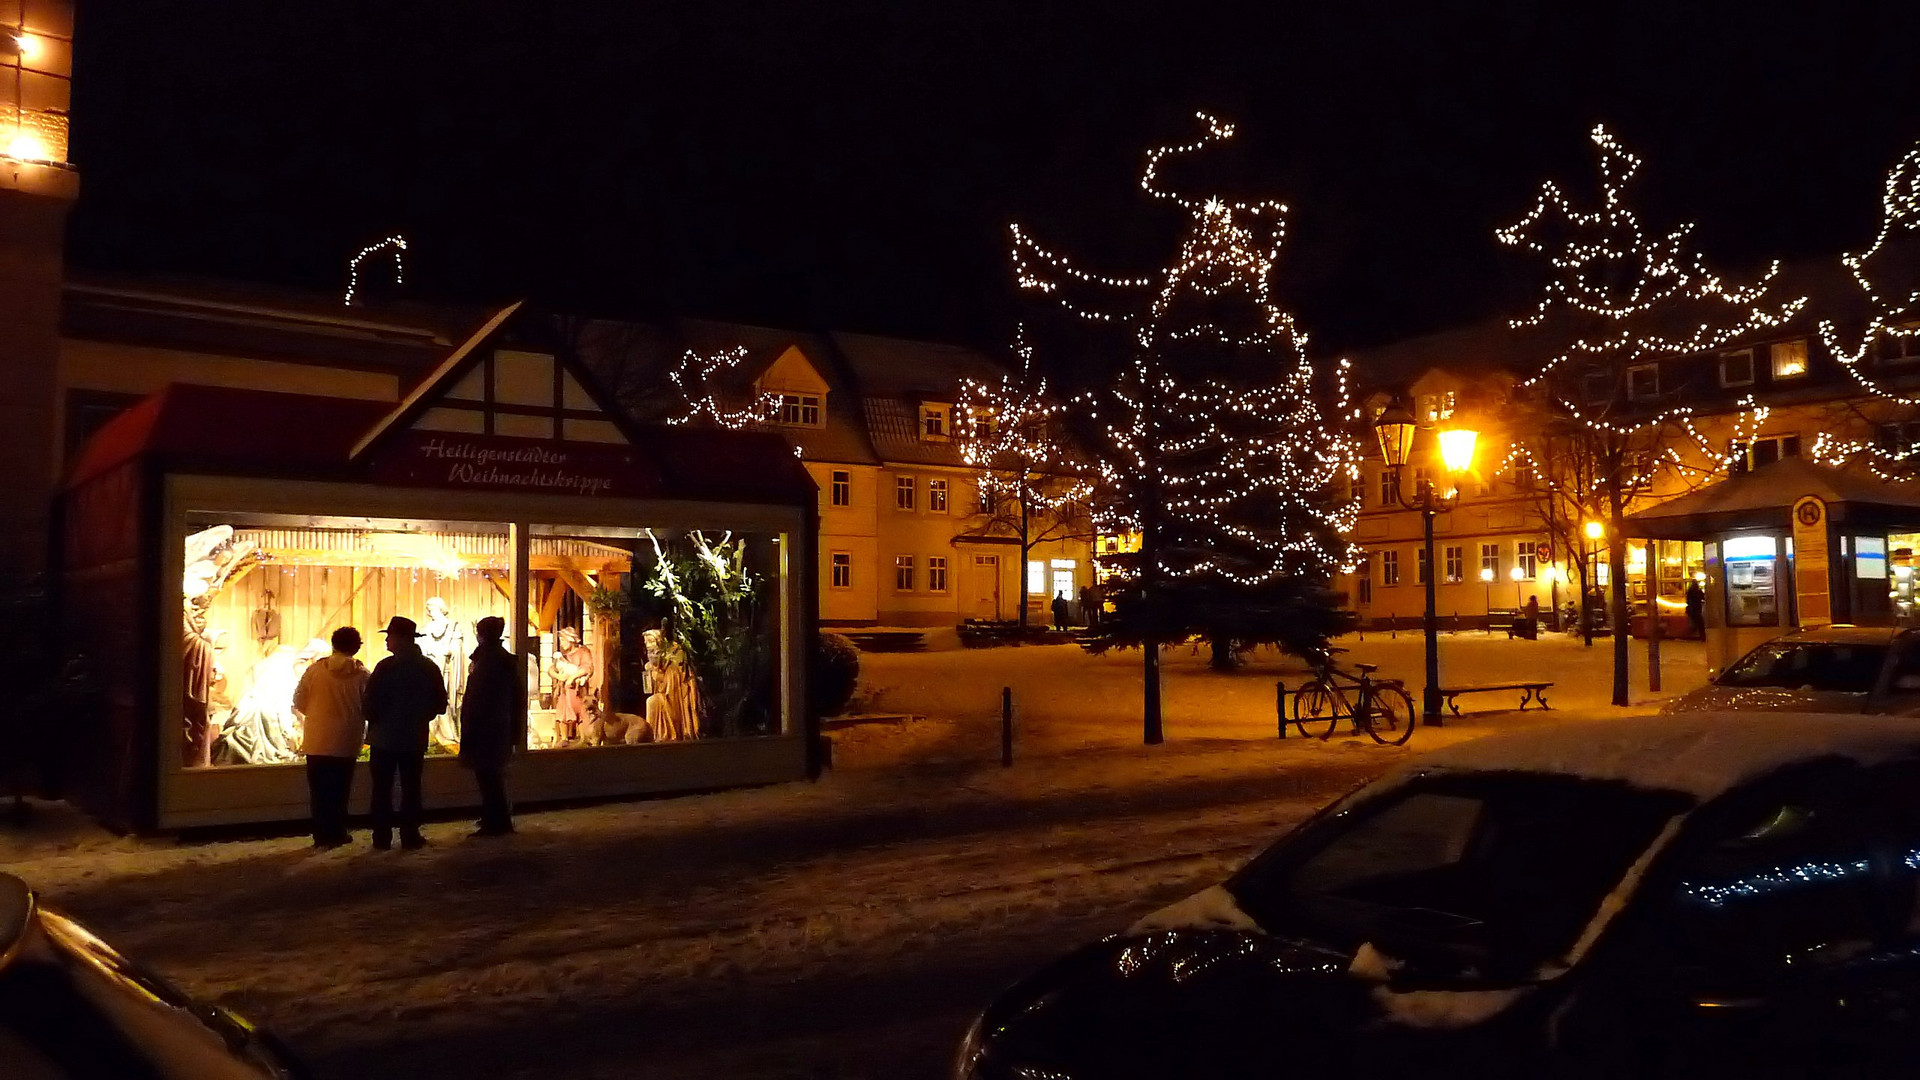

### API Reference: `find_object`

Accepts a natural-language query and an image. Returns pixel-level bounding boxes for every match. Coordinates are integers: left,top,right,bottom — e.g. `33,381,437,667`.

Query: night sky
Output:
68,2,1920,355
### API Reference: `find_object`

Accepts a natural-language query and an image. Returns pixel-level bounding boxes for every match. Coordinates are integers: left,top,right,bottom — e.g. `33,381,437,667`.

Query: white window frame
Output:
895,475,916,511
1382,550,1401,587
830,551,852,589
1416,546,1430,585
1719,348,1755,388
830,469,851,507
921,404,949,439
1444,545,1463,583
779,393,822,427
928,477,948,513
1626,362,1660,401
927,556,948,593
1480,543,1500,578
894,555,914,592
1517,549,1538,580
1771,339,1809,379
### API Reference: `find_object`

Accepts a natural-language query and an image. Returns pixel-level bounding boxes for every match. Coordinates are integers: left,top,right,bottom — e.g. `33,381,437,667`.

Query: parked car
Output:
955,713,1920,1079
0,872,308,1078
1663,626,1920,715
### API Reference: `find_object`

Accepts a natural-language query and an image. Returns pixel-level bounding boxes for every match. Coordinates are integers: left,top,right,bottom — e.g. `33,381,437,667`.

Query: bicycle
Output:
1290,652,1417,746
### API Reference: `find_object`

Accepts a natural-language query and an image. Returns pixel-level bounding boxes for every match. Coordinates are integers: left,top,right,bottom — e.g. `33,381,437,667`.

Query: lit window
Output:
830,470,850,507
831,552,852,588
1771,340,1808,379
1382,551,1400,587
895,476,915,511
1626,363,1660,401
1518,549,1538,580
928,478,948,513
894,556,915,591
1444,545,1463,583
927,556,948,593
1027,560,1045,594
780,394,822,426
1719,349,1755,387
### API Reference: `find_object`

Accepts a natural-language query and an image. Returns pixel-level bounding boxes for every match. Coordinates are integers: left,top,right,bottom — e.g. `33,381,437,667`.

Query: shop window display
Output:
180,514,512,769
526,526,781,750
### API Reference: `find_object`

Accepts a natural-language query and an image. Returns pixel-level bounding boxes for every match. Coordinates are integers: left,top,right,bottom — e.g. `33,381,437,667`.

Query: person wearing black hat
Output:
458,615,517,837
364,615,448,850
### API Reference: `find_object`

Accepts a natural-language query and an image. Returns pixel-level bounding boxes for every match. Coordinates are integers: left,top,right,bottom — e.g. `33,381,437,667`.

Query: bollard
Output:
1001,685,1014,767
1276,680,1287,739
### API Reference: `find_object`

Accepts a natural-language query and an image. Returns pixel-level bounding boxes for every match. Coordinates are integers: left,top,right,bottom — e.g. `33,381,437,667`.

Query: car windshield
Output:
1716,641,1887,693
1228,774,1689,982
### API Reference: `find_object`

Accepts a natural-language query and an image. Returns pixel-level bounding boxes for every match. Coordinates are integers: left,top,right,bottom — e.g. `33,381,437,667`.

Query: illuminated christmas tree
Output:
1498,124,1803,703
1013,113,1360,741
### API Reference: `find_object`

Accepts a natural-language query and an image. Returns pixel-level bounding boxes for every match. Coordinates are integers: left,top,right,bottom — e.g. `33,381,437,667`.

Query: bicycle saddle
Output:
1354,662,1379,674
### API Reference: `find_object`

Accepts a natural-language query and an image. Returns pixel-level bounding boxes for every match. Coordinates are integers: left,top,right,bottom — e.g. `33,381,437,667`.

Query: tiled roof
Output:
860,398,968,467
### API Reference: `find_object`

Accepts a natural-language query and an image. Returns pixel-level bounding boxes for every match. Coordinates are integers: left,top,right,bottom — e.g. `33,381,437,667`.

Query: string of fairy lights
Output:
663,345,781,428
343,234,407,306
955,330,1095,518
1011,112,1360,588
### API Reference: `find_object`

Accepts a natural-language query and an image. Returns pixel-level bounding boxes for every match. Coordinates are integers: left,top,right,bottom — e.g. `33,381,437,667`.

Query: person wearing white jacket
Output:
292,626,370,848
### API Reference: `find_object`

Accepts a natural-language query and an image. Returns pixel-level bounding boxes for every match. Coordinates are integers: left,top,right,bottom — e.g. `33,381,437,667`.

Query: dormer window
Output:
1771,339,1808,379
779,394,822,427
921,403,950,440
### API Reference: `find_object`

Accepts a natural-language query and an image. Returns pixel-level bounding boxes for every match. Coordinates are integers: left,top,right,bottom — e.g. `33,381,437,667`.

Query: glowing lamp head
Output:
4,130,48,163
1509,566,1524,582
1479,567,1494,583
5,31,35,60
1436,427,1479,476
1372,399,1418,470
1585,521,1606,541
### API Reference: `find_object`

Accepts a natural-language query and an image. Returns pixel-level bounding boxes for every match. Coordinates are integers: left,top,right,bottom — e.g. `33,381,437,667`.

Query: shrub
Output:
811,632,861,716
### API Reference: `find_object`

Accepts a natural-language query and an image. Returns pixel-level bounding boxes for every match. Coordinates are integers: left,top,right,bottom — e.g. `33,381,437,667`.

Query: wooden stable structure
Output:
60,303,819,832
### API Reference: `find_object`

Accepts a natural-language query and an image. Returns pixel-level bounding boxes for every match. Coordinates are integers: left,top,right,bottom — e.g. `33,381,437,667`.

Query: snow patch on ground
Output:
1371,985,1529,1030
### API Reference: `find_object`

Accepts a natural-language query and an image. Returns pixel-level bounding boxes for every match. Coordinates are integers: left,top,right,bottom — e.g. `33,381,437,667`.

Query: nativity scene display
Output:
179,514,781,769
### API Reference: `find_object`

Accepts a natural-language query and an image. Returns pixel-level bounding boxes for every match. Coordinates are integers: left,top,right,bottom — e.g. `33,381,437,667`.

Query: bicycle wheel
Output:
1360,684,1417,746
1292,680,1340,740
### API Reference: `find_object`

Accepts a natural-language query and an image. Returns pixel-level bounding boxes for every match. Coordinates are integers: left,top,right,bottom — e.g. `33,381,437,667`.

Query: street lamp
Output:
1479,566,1495,620
1374,398,1478,724
1582,520,1606,646
1509,564,1525,608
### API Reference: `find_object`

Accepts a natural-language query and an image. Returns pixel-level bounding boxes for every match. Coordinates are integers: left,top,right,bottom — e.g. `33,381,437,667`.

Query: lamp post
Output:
1583,520,1605,647
1509,564,1525,609
1373,400,1478,724
1479,567,1495,621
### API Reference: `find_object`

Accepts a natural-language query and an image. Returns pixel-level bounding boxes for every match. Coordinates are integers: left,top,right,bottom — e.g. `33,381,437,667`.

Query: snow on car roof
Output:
1392,712,1920,800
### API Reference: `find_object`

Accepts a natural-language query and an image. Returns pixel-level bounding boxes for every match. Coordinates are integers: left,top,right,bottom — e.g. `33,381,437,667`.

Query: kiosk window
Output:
1723,535,1781,627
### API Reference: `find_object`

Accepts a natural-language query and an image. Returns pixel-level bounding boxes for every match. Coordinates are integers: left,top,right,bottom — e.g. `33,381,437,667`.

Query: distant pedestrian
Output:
364,616,447,850
458,616,516,837
291,627,369,849
1051,591,1071,630
1685,579,1706,639
1079,584,1099,628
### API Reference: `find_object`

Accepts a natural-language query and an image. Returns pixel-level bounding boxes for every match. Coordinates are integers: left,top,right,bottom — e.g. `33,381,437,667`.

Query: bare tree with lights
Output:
1013,113,1360,741
954,337,1096,629
1498,124,1804,704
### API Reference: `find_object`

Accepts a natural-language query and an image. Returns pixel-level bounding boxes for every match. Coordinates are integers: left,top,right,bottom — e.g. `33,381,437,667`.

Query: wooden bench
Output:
1436,681,1553,715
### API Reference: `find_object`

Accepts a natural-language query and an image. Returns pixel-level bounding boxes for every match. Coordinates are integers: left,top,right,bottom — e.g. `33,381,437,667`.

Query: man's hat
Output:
380,616,423,638
475,616,505,641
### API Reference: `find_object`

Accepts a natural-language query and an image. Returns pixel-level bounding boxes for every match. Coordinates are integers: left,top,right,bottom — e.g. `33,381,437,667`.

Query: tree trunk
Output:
1016,486,1032,629
1208,634,1236,671
1140,503,1163,746
1608,478,1629,707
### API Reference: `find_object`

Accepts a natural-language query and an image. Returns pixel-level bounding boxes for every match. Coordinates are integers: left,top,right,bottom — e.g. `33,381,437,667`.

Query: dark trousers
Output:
305,755,356,842
472,766,512,831
368,749,425,839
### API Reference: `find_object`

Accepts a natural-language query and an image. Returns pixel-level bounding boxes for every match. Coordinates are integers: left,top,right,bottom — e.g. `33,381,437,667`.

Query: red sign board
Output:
367,430,660,498
1536,541,1553,561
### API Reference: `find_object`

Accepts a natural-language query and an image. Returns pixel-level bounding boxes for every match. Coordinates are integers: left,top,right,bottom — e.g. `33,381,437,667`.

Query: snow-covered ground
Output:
0,632,1698,1078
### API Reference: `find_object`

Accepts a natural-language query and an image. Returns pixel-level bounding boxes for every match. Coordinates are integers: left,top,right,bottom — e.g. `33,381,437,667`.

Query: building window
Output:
1512,464,1536,491
977,480,996,514
1379,470,1400,506
1719,349,1755,388
1444,545,1464,583
1771,339,1809,379
779,394,822,427
1626,363,1660,401
1348,473,1365,507
1050,558,1076,602
1729,435,1802,473
1357,558,1372,604
1875,323,1920,364
831,552,852,589
1416,547,1430,585
1880,420,1920,455
1413,465,1432,495
1517,548,1538,580
1382,551,1401,587
921,404,949,439
895,475,916,510
894,556,915,591
1583,371,1612,404
830,469,850,507
927,556,948,593
928,478,949,513
1027,559,1045,595
1480,543,1500,579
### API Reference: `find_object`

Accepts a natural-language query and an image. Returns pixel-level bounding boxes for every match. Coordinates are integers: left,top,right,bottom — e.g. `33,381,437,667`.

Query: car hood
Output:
1662,684,1868,715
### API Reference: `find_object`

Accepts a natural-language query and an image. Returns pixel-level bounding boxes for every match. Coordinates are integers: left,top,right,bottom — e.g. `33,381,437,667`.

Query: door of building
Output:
970,555,1002,620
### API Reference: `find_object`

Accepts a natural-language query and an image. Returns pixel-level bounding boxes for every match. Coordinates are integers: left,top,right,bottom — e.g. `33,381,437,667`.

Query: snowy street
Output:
1,633,1694,1078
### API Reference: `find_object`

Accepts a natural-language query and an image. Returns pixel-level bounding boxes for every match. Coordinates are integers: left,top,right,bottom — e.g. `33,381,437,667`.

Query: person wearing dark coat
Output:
1685,579,1707,640
1051,591,1071,630
364,615,448,850
458,616,517,837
